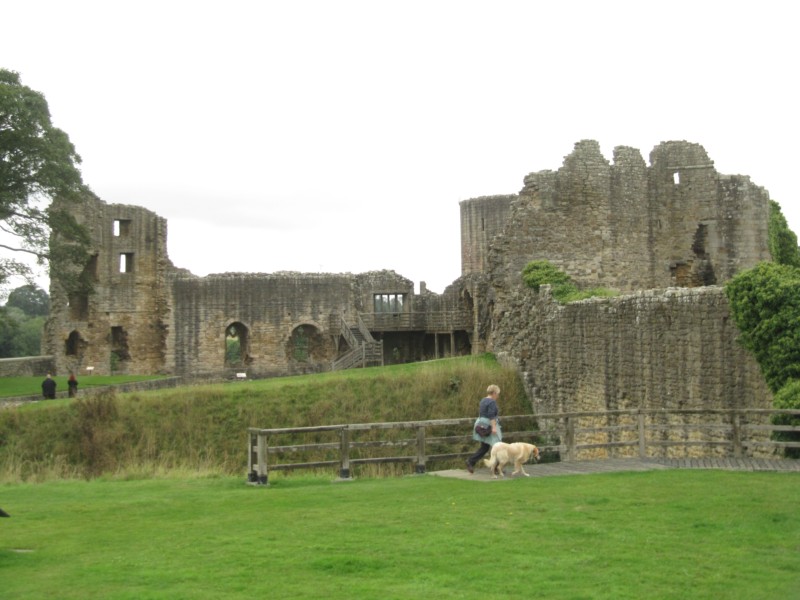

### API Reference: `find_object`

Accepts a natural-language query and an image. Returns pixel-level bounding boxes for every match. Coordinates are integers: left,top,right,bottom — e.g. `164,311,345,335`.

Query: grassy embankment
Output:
0,354,527,482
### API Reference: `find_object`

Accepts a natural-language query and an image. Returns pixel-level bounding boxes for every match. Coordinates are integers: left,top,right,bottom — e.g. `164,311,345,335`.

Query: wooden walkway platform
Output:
429,458,800,482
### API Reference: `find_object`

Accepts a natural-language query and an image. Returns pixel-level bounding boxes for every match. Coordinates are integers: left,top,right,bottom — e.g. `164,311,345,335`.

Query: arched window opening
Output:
287,324,332,364
292,326,310,362
65,330,84,356
225,322,249,367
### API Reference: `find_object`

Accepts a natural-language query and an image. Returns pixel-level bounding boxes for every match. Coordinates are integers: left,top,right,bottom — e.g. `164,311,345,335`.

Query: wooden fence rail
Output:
246,408,800,485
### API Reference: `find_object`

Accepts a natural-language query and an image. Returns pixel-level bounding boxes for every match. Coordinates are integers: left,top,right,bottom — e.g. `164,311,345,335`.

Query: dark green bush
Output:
771,379,800,458
724,262,800,393
768,201,800,267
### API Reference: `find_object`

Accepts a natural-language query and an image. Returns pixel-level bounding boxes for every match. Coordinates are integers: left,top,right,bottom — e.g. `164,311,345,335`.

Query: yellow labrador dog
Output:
484,442,539,479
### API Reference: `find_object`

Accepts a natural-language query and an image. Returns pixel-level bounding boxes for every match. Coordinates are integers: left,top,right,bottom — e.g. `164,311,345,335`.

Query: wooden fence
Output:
246,408,800,484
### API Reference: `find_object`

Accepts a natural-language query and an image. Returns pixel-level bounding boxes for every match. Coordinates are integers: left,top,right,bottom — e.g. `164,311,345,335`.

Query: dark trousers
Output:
467,442,491,467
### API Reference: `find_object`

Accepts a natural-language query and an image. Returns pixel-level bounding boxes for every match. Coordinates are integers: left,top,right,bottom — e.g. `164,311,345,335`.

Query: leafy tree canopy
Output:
0,68,91,293
6,283,48,316
768,200,800,267
725,261,800,393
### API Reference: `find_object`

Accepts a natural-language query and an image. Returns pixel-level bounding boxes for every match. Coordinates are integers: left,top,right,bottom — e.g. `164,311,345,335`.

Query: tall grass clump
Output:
0,355,527,482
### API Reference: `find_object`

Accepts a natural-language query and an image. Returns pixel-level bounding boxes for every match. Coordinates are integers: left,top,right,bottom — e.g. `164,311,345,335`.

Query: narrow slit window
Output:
673,172,680,185
119,253,134,273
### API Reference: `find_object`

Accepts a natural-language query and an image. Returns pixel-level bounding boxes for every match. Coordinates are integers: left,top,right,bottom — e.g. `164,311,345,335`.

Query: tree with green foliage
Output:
768,201,800,267
0,304,44,357
0,306,20,357
771,379,800,458
725,209,800,457
724,262,800,393
0,284,48,357
0,68,91,293
6,283,48,316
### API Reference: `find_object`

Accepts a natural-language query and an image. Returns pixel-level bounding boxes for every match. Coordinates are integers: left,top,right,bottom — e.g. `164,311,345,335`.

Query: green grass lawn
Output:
1,469,798,599
0,375,166,399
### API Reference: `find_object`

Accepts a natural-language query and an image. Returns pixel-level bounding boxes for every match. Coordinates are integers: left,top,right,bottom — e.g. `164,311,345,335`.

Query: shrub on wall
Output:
522,260,572,293
725,262,800,393
522,260,617,303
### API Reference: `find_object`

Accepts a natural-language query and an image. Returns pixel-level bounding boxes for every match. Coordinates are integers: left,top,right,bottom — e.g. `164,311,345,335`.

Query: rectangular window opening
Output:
113,219,132,237
68,293,89,320
119,253,134,273
373,293,405,314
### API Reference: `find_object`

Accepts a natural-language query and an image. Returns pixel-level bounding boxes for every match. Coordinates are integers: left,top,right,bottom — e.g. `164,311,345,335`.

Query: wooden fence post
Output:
732,412,743,458
564,416,575,461
256,433,268,485
415,426,426,474
339,427,352,479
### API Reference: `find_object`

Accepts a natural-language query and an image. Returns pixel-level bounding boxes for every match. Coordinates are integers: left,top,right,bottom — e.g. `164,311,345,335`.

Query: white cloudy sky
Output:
2,0,797,293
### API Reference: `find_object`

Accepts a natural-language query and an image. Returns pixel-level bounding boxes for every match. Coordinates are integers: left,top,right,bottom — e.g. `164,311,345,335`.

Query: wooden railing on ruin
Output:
330,313,383,371
332,313,360,350
331,340,384,371
358,310,472,332
246,408,800,484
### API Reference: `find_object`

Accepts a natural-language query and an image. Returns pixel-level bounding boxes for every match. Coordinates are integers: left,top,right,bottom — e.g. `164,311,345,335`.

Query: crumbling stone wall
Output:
459,195,515,276
489,285,773,456
44,194,175,376
167,271,415,377
493,285,769,413
467,140,772,293
0,356,55,377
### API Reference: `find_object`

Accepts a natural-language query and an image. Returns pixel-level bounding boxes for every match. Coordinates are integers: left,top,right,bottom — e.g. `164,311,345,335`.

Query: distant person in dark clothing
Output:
41,374,57,399
68,374,78,397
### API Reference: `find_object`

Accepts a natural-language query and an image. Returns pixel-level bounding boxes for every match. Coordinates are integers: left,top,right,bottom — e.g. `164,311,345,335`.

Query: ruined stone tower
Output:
461,140,771,293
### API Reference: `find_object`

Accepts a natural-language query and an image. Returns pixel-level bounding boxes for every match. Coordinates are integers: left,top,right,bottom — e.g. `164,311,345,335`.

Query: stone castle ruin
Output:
43,140,773,420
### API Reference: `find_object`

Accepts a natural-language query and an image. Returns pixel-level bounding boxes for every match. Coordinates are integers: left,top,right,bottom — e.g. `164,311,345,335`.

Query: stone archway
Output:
225,322,251,367
65,330,86,357
286,324,334,365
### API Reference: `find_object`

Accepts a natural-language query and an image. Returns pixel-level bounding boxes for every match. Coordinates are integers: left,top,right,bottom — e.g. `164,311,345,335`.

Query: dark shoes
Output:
465,460,474,474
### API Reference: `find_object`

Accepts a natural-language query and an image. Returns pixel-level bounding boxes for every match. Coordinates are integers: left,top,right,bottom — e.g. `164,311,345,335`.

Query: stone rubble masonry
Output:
489,285,774,457
462,140,771,292
492,285,770,414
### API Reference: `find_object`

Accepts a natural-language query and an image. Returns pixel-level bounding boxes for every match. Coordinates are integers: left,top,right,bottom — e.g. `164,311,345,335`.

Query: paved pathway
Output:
429,457,800,482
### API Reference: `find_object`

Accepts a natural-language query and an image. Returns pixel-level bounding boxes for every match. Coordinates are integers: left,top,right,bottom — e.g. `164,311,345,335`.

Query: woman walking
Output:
465,384,503,473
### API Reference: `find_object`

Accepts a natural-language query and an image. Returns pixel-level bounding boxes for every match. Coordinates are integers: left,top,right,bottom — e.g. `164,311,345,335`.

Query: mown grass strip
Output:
1,470,798,599
0,375,166,399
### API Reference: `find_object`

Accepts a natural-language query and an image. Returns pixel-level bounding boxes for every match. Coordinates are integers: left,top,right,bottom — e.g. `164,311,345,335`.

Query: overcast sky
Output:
2,1,797,293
